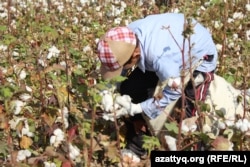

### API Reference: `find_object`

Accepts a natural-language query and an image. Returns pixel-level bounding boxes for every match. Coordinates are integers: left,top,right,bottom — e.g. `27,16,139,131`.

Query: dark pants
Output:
119,67,214,155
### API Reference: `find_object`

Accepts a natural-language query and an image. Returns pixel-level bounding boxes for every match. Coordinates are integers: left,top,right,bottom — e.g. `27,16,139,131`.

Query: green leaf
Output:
199,133,211,144
210,0,223,5
142,135,160,152
236,95,242,104
3,34,17,45
54,158,62,167
0,87,13,98
165,122,179,134
0,141,8,156
223,128,234,140
215,110,225,118
224,74,235,84
200,102,211,112
110,75,127,83
0,25,7,31
69,48,81,59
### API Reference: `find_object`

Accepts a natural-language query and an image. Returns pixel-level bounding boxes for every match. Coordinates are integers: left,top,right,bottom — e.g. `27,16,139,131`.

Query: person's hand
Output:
102,107,129,121
115,95,143,116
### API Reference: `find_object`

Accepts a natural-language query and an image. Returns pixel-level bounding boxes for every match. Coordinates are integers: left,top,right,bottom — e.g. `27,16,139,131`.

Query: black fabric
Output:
204,54,214,62
120,67,158,103
119,67,158,157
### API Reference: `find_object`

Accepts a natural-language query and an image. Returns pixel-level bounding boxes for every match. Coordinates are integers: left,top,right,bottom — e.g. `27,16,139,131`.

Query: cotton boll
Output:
50,135,56,145
19,70,27,80
114,17,122,25
240,124,248,132
12,51,19,57
164,135,177,151
235,119,242,129
102,113,114,122
17,151,26,161
242,118,248,124
19,93,32,101
25,86,33,92
241,119,250,132
190,124,197,132
217,120,226,130
61,107,69,128
0,45,7,51
246,4,250,11
9,117,26,130
16,149,31,162
181,124,189,133
225,117,234,127
21,126,32,137
47,46,60,59
21,120,34,137
101,90,114,112
23,149,31,157
216,44,222,52
123,95,132,102
50,128,65,147
233,12,244,19
131,154,140,163
69,143,80,160
10,100,26,115
53,128,63,136
121,149,140,163
44,161,57,167
235,119,250,133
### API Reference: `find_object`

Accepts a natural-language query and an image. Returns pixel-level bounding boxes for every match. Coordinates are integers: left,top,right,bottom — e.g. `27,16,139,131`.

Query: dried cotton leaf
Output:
20,136,33,149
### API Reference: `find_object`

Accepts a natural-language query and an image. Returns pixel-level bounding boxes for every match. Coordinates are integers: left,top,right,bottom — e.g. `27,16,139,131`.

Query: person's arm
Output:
141,54,182,119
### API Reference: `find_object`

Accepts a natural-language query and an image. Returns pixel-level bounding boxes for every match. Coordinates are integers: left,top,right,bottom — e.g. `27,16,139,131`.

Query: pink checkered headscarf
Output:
98,27,136,79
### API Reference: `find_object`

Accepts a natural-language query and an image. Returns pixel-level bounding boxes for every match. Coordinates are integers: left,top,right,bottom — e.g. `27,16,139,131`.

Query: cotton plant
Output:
10,99,26,115
235,118,250,133
100,89,119,112
44,161,57,167
8,117,34,138
19,93,32,102
20,119,34,137
47,45,60,59
164,135,177,151
9,117,26,130
181,116,198,133
16,149,32,162
121,149,140,163
0,45,7,51
216,43,223,52
50,128,65,147
246,3,250,11
55,107,69,129
100,89,120,121
99,86,137,121
214,119,226,130
13,65,27,80
69,143,81,161
25,85,33,93
232,12,244,20
246,30,250,41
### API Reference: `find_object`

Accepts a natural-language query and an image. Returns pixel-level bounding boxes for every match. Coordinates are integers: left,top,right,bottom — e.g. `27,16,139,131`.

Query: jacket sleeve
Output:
140,54,182,119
